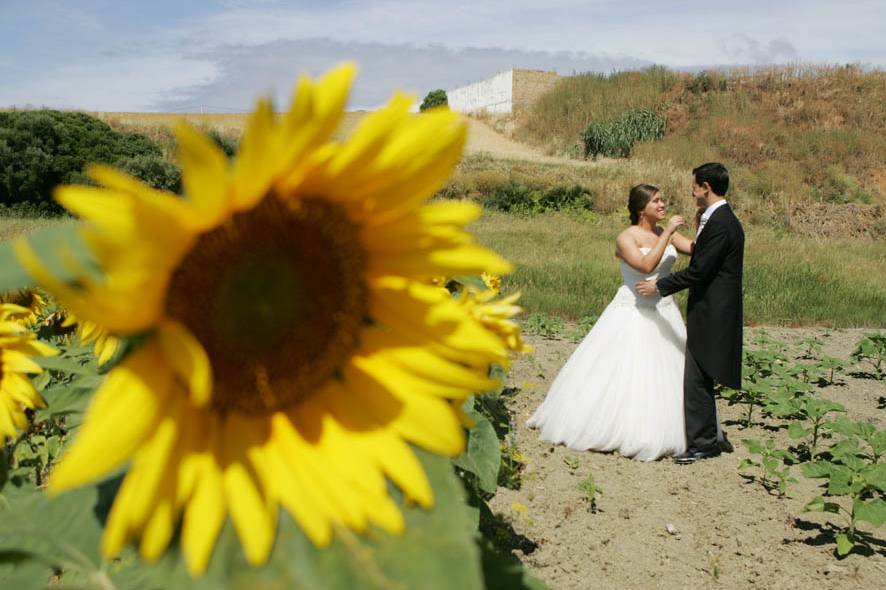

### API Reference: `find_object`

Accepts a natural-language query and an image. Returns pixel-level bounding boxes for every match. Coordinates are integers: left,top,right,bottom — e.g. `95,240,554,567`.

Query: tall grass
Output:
471,211,886,327
514,66,677,154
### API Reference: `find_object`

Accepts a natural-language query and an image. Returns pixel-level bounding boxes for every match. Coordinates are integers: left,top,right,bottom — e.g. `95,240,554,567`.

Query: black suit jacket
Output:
657,203,744,389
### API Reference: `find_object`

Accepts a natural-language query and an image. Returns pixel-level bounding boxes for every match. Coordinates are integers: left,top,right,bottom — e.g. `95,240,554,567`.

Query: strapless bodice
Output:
615,244,678,308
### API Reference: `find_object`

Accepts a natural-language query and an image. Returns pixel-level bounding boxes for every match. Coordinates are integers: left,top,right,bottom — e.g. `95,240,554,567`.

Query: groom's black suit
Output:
657,202,744,450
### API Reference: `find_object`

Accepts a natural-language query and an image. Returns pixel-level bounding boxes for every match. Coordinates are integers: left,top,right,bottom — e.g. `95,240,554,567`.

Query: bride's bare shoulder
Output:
616,226,640,243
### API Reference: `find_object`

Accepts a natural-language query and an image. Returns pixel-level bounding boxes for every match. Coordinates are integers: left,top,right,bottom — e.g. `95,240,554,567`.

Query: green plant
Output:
780,397,847,456
563,455,579,472
850,332,885,379
568,314,598,343
810,166,874,204
580,108,666,159
115,154,182,194
577,473,603,513
207,128,238,158
522,312,564,339
738,438,799,497
800,418,885,556
420,89,448,112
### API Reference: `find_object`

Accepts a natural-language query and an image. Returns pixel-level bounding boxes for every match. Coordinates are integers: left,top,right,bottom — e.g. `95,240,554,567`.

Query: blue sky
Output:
1,0,883,111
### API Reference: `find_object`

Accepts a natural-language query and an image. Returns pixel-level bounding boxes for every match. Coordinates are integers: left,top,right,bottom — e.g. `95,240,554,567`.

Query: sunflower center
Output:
165,196,367,414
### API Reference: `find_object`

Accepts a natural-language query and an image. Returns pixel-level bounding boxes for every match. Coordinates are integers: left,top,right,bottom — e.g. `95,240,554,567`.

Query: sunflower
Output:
0,288,48,327
62,313,121,366
0,304,57,442
481,273,501,296
459,290,531,355
16,63,517,575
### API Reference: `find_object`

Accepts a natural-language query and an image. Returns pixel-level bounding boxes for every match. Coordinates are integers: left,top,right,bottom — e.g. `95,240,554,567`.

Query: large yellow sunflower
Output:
0,304,57,442
0,288,48,327
16,63,516,575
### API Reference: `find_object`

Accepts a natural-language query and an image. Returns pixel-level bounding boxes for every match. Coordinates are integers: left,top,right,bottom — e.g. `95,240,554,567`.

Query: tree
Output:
420,89,448,112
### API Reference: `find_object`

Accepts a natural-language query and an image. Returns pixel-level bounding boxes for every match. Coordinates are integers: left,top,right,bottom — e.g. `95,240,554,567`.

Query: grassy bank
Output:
442,154,884,238
514,65,885,214
472,211,886,327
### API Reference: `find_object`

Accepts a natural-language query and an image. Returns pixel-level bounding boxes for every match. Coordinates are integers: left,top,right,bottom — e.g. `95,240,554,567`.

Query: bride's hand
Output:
666,215,685,233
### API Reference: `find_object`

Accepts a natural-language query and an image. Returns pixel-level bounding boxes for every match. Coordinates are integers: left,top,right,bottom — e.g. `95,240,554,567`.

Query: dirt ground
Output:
493,326,885,589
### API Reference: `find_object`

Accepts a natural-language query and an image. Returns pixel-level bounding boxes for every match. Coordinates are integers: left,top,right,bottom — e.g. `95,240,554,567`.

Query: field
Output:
498,326,885,589
470,211,886,327
1,85,883,588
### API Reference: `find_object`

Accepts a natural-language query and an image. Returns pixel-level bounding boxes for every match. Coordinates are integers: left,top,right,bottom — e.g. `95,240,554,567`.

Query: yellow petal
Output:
157,320,212,407
232,98,277,210
175,123,231,227
47,341,171,494
182,455,226,576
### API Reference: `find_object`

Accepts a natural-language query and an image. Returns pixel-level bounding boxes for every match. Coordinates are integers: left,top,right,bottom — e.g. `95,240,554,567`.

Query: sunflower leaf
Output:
454,404,501,494
0,222,98,291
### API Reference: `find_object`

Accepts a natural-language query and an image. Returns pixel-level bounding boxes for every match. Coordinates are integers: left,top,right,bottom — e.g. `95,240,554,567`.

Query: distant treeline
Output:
0,110,237,216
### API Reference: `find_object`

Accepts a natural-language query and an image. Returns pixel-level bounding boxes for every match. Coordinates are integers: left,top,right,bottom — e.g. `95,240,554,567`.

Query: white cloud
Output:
154,39,652,112
1,0,882,111
3,55,219,111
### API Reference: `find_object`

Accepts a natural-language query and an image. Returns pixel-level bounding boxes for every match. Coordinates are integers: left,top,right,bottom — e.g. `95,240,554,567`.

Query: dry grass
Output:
515,65,886,211
92,111,368,144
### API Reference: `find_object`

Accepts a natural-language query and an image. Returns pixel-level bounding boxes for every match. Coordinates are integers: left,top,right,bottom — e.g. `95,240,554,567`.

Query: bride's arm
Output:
615,217,683,274
670,231,694,255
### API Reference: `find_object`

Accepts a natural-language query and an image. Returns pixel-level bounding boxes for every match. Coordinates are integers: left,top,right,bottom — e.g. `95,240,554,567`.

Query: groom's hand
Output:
635,279,658,295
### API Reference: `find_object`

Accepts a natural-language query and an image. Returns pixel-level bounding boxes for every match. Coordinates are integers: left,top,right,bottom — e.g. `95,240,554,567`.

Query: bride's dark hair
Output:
627,184,660,224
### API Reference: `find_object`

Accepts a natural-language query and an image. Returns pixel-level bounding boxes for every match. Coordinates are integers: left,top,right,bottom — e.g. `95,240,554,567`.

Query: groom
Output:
636,162,744,464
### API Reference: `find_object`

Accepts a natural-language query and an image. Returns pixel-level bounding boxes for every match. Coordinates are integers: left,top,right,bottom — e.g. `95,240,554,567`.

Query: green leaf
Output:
477,537,548,590
801,460,833,479
741,438,764,454
788,422,812,439
35,355,98,376
0,481,107,582
35,382,96,423
853,498,886,528
0,222,97,291
737,458,756,471
827,467,853,496
0,552,51,590
863,463,886,493
835,533,854,557
454,405,501,494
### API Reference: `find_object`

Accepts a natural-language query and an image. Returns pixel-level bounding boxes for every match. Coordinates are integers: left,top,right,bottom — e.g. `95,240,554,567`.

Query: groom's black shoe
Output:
718,433,735,454
673,446,722,465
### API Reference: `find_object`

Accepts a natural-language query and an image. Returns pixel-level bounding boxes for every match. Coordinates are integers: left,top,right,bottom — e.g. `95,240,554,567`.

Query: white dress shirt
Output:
696,199,728,237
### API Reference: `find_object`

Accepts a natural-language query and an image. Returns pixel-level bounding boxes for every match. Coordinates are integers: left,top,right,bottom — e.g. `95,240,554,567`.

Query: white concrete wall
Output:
447,70,513,114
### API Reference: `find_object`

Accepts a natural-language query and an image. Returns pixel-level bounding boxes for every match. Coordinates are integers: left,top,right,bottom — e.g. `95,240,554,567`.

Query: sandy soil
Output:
493,326,885,589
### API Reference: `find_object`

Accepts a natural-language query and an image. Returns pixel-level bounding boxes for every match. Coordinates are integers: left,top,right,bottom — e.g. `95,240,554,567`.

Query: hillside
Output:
514,65,885,213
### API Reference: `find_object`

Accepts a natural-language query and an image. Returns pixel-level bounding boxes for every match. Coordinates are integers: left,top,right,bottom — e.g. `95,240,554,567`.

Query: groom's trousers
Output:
684,347,719,450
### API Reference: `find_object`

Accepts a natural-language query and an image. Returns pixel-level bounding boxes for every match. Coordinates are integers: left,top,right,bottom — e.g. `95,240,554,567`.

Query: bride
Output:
527,184,696,461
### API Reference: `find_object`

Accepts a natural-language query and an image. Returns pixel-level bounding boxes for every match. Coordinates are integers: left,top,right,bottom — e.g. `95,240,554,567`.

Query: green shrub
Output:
207,128,238,158
580,108,666,159
685,70,727,94
0,110,175,214
420,89,448,112
483,182,594,215
811,166,873,204
115,155,182,194
483,182,537,213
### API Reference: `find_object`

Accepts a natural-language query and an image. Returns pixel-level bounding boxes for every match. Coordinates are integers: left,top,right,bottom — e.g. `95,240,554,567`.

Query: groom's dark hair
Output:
693,162,729,196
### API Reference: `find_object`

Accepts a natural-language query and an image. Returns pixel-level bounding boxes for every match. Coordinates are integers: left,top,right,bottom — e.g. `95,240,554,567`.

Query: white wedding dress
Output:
527,245,687,461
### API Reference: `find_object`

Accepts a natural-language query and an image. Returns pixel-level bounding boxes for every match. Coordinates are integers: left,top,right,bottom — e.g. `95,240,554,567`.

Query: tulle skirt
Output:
527,286,687,461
